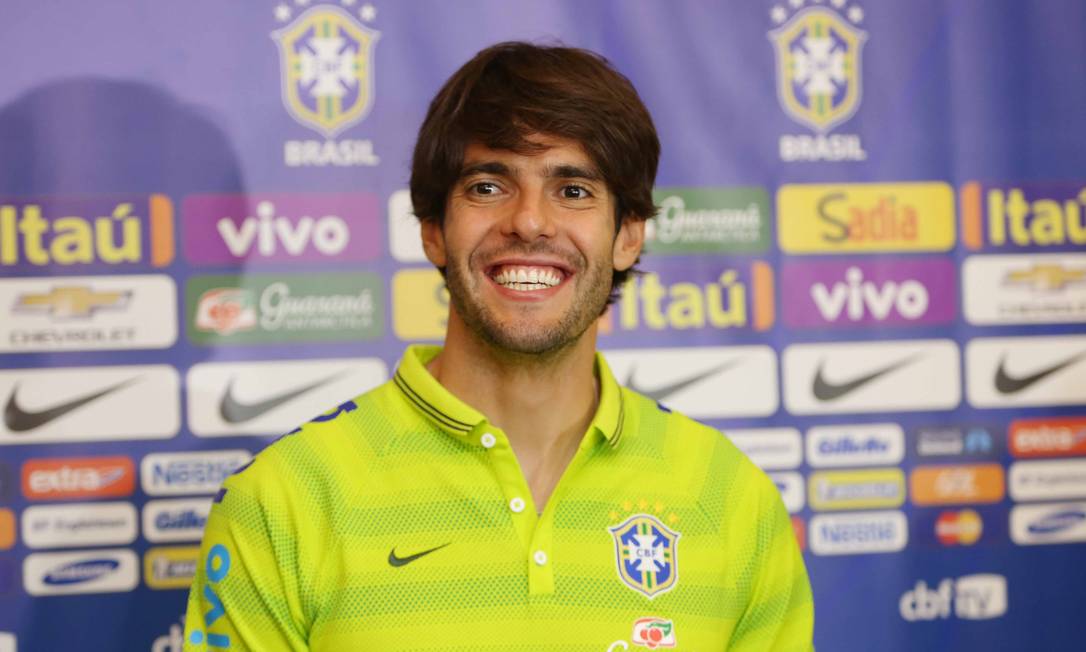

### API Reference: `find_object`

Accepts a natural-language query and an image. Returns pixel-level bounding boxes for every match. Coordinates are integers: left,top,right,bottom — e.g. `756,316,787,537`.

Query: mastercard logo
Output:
935,509,983,546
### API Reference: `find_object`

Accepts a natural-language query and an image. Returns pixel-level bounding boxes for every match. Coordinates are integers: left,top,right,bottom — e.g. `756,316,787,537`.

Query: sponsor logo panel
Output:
272,5,378,138
725,428,802,470
0,274,177,353
1010,502,1086,545
21,502,137,549
630,616,676,649
0,195,174,273
0,365,180,444
769,472,805,513
961,181,1086,251
806,423,904,468
141,450,252,497
910,464,1005,506
0,509,13,550
934,509,984,546
22,456,135,501
809,468,906,511
187,273,384,344
899,574,1007,621
783,339,961,415
182,194,381,265
392,268,448,340
646,187,770,254
914,425,1000,460
966,335,1086,408
388,189,425,262
809,510,908,556
143,497,212,543
768,4,868,162
601,260,775,338
777,183,955,254
187,358,386,437
962,253,1086,324
781,259,956,328
0,632,12,652
1009,459,1086,502
23,548,138,596
603,346,779,418
1009,417,1086,458
144,546,200,590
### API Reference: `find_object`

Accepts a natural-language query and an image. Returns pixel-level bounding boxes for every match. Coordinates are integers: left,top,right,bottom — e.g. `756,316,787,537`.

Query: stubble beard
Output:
444,247,613,358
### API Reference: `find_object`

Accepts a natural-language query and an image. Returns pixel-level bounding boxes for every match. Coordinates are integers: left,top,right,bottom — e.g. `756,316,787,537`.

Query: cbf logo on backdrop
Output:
272,1,380,167
769,0,867,162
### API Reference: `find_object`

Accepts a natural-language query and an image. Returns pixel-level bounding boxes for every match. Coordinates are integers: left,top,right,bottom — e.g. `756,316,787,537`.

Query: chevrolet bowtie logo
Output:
1003,264,1086,291
14,286,131,319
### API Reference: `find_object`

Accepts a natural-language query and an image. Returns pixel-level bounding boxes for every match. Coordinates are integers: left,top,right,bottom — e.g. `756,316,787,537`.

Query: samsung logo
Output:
44,559,118,585
24,549,138,595
1029,508,1086,535
140,451,251,496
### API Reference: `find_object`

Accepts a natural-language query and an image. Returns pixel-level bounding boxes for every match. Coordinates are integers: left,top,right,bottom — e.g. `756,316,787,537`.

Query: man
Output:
184,42,813,651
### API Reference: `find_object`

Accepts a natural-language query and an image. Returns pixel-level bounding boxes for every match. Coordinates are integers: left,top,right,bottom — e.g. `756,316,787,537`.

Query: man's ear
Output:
613,216,645,271
420,218,447,267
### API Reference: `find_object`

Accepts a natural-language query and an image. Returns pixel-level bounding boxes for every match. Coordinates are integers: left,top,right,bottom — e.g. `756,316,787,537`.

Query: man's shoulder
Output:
222,378,405,495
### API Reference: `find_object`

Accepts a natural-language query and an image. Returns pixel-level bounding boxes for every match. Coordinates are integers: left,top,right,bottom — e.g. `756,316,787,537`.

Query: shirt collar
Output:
393,344,625,447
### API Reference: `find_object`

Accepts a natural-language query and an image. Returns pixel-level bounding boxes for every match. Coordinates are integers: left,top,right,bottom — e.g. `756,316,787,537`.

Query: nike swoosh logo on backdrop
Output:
219,371,348,424
625,360,740,402
995,350,1086,394
4,377,139,432
388,543,450,567
812,354,920,402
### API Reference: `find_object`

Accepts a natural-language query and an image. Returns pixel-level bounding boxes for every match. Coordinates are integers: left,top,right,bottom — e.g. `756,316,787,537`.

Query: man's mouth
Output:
488,264,567,292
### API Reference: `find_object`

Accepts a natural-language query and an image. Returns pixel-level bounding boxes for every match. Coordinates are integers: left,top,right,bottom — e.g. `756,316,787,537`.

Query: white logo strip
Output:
809,510,908,556
807,423,904,468
726,428,802,470
0,365,180,444
0,274,178,353
140,450,252,496
1009,459,1086,502
1010,502,1086,545
187,357,387,437
21,502,137,549
966,335,1086,408
962,253,1086,325
783,339,961,415
23,549,139,596
603,345,779,418
143,497,213,543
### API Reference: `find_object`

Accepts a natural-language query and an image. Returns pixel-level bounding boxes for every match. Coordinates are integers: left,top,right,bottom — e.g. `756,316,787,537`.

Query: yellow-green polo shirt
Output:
183,345,814,651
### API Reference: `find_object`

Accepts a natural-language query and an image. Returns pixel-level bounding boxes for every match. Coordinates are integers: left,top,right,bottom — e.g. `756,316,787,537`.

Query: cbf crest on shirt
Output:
609,513,681,599
768,5,867,134
271,5,379,138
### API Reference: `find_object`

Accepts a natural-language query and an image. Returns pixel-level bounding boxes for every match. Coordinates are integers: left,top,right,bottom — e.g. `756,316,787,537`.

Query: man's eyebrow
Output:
459,161,511,178
545,164,603,181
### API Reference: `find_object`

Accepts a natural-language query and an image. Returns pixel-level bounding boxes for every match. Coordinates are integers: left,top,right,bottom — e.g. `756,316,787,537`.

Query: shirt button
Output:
509,497,526,513
533,550,548,566
480,432,497,448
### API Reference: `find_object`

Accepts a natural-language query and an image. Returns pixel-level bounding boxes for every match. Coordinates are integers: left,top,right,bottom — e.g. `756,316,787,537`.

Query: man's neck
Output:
426,313,600,510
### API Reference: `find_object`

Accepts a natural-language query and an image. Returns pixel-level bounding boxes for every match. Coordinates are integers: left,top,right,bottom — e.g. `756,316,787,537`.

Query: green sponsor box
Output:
648,187,770,254
186,273,384,344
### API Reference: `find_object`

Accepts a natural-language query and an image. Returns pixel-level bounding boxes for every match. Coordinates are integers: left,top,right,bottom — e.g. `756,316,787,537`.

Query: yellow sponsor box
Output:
809,468,907,511
144,545,200,590
778,182,955,253
392,269,449,340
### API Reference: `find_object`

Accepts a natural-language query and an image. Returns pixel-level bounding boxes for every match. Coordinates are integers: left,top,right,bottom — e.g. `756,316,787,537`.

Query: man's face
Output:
422,135,644,355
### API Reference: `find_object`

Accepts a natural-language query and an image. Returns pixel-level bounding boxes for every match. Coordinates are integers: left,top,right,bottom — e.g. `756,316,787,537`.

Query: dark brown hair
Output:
409,41,660,299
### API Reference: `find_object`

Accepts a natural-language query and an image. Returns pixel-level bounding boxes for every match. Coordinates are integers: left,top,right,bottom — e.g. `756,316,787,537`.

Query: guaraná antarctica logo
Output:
272,0,381,167
769,0,867,162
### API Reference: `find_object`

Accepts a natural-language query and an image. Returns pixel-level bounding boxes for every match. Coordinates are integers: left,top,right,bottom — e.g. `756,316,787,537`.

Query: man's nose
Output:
501,189,557,241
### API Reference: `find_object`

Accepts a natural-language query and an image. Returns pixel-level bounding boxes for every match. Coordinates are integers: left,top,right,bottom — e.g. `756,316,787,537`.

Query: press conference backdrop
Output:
1,1,1084,650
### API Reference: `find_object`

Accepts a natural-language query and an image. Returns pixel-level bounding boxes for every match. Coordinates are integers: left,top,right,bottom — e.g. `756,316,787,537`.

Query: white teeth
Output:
492,265,563,291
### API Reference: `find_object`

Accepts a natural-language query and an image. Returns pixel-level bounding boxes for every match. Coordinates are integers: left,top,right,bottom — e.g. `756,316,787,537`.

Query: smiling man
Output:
184,42,813,651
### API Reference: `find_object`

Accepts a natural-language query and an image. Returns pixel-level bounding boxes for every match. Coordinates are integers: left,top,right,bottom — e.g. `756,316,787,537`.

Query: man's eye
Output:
470,182,500,196
561,185,591,199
